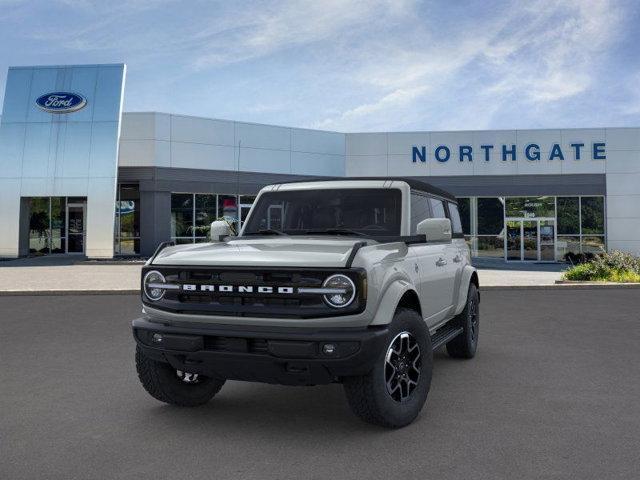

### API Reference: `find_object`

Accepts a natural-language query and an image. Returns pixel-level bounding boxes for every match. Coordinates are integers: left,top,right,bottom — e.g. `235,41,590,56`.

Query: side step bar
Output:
430,324,464,350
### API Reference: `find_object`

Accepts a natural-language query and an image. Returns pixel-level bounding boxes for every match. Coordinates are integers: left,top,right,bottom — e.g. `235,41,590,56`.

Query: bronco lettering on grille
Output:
181,284,295,294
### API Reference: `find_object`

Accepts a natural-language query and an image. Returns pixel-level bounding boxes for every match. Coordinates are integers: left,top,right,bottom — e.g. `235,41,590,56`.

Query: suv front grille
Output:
142,266,366,319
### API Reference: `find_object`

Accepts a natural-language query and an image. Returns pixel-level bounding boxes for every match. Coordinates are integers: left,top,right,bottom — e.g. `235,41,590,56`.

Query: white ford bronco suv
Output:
133,178,479,428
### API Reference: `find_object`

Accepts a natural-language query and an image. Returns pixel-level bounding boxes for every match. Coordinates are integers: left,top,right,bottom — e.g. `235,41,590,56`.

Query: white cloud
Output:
314,0,625,130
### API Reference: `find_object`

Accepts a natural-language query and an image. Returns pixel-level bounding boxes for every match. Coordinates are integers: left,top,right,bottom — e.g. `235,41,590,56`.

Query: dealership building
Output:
1,63,639,261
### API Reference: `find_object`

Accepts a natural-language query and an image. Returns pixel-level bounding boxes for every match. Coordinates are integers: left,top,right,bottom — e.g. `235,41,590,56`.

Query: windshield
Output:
242,188,402,237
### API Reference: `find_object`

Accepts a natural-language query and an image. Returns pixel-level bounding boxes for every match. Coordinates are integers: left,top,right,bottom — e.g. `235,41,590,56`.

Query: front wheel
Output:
343,308,433,428
135,345,225,407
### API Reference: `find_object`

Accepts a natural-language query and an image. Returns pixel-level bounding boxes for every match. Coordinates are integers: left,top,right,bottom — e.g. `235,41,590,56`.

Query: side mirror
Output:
416,218,452,242
210,220,234,241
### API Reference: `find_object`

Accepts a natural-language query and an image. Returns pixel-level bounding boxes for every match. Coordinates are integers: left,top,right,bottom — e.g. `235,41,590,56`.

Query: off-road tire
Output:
135,345,225,406
343,308,433,428
446,283,479,359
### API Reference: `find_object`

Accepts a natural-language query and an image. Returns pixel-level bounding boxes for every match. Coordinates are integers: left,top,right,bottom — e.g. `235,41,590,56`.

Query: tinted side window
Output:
410,194,431,234
448,202,463,234
429,198,446,218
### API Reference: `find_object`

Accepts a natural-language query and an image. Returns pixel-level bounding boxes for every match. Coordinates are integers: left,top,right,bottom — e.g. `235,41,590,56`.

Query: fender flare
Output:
370,279,418,326
454,265,479,315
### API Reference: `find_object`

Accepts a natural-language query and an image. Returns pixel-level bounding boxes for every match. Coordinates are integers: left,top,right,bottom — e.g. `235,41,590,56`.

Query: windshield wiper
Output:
302,228,367,237
245,229,287,236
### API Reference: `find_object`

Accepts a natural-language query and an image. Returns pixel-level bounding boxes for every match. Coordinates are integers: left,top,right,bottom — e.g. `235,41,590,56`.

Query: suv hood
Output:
151,237,364,268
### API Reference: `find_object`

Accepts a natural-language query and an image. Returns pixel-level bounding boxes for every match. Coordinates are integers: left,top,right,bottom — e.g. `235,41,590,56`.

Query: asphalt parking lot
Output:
1,289,639,480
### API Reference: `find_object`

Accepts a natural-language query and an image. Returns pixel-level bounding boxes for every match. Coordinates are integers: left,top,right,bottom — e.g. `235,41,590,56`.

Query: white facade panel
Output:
291,128,344,155
238,146,290,174
606,128,640,151
236,122,290,150
291,152,344,176
605,195,640,218
607,240,640,254
120,113,157,140
387,132,429,156
345,154,388,176
170,142,236,170
346,133,388,156
606,173,640,196
605,150,640,173
171,115,235,146
606,218,640,242
472,152,517,176
118,139,159,167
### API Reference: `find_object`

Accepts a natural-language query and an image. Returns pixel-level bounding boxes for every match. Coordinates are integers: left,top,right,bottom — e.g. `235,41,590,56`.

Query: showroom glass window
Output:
27,196,85,255
505,197,555,218
557,197,580,258
555,196,606,257
114,184,140,255
580,197,605,254
476,197,505,258
171,193,253,243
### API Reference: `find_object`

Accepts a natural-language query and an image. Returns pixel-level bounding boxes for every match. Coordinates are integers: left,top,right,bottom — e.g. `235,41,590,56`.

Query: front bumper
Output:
132,317,389,386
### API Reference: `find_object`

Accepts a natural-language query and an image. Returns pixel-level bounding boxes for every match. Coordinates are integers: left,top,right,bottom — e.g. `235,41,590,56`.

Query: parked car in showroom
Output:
133,178,480,428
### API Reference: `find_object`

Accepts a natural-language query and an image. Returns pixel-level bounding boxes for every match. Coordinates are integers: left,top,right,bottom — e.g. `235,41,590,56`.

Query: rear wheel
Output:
446,283,479,359
135,345,225,406
343,308,433,428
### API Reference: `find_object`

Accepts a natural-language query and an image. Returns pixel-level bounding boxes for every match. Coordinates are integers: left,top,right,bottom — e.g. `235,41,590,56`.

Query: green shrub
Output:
563,251,640,282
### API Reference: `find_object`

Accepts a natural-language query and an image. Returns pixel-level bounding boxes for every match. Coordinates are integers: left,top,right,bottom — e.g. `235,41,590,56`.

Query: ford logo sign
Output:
35,92,87,114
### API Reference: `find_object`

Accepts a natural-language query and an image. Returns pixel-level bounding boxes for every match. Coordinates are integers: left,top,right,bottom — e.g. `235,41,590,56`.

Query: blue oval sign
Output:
35,92,87,114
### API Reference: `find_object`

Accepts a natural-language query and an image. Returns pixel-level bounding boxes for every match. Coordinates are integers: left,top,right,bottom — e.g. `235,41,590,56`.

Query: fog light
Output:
322,343,336,355
152,333,163,343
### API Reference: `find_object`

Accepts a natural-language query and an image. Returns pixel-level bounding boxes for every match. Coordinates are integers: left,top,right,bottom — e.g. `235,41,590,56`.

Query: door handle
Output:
453,254,462,263
436,257,447,267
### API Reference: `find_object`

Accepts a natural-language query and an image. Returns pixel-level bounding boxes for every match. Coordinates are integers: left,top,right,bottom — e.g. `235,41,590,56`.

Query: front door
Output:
66,203,86,254
505,219,556,261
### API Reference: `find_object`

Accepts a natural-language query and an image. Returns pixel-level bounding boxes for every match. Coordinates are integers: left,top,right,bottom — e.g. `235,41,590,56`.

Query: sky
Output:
0,0,639,132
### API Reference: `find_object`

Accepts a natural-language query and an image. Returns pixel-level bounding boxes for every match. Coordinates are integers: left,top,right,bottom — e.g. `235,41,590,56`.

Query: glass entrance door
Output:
505,218,556,261
66,203,86,254
539,220,555,261
506,220,522,261
522,221,538,261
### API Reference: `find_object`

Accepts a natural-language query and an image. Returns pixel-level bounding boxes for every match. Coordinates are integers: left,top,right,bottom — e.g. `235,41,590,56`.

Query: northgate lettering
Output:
411,143,606,163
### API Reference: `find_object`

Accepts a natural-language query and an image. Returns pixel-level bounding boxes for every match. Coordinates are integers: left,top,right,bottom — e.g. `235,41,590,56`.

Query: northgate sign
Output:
411,142,606,163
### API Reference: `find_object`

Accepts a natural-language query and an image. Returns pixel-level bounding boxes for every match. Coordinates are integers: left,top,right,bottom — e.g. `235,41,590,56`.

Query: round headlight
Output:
322,274,356,308
143,270,166,301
